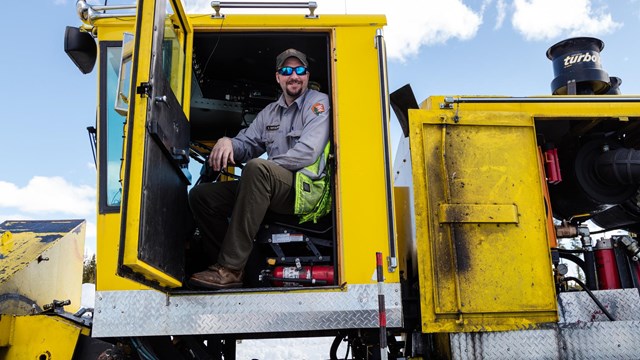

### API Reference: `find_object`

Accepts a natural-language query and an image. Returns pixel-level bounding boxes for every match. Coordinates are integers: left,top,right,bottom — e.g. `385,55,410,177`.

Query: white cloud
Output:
0,176,97,256
0,213,32,222
183,0,482,61
0,176,95,216
345,0,482,61
495,0,508,29
512,0,622,41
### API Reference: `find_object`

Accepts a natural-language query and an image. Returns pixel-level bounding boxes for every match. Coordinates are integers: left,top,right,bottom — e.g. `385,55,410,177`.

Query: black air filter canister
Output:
546,37,610,95
606,76,622,95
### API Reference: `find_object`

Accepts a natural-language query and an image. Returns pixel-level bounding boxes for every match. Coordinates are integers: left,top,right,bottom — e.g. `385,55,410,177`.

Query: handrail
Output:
76,0,136,25
375,29,398,273
443,96,640,105
210,1,318,18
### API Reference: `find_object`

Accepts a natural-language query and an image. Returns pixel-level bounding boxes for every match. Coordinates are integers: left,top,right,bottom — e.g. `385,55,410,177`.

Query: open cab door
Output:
118,0,193,289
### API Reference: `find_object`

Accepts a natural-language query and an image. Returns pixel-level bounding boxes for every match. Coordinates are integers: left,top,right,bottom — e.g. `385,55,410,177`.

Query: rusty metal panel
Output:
438,204,519,224
409,109,557,332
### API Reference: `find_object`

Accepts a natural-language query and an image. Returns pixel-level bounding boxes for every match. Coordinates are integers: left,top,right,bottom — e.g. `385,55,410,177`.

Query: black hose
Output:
558,253,587,274
330,332,349,360
560,276,616,321
554,248,585,254
583,251,599,290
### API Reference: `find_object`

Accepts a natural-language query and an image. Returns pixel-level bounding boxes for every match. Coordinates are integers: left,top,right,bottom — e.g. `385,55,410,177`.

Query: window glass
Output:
163,2,186,103
115,33,133,116
106,46,126,207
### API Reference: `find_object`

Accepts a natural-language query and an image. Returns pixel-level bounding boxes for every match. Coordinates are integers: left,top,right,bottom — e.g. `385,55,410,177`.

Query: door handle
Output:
154,95,171,109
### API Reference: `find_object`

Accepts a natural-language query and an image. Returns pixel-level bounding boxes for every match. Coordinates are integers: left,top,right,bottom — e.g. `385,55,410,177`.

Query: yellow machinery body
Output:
92,8,397,292
0,220,90,359
86,0,408,339
409,99,558,332
18,0,638,357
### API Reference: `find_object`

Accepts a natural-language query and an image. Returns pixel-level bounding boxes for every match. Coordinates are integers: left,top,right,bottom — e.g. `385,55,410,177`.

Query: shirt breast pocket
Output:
286,129,302,147
264,128,279,153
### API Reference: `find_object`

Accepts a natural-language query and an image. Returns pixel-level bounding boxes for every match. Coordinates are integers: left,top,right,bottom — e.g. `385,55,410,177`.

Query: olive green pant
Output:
189,158,296,271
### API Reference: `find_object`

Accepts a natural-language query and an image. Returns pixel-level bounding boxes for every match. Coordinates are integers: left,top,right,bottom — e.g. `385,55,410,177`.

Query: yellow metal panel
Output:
394,186,415,278
96,214,147,291
119,0,190,288
188,14,386,29
423,95,640,118
438,204,519,224
94,22,152,291
0,315,11,347
94,20,136,42
0,221,85,314
0,315,84,359
410,109,557,332
119,0,155,280
334,25,398,285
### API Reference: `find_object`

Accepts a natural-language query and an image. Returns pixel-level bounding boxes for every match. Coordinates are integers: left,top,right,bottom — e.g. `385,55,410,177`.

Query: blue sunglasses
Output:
277,66,308,76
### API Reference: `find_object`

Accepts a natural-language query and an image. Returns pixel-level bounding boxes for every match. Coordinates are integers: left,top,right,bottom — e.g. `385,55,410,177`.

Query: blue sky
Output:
0,0,639,258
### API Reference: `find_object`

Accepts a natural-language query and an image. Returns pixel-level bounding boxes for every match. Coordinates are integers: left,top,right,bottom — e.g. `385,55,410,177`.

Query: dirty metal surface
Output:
451,289,640,359
93,283,402,337
558,288,640,323
0,220,84,282
451,321,640,359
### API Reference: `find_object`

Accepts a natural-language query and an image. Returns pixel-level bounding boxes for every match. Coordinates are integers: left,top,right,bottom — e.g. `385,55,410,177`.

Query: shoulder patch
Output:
311,102,325,115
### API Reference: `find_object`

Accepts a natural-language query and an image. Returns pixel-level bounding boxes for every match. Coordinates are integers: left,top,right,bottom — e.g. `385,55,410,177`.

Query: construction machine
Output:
2,0,640,358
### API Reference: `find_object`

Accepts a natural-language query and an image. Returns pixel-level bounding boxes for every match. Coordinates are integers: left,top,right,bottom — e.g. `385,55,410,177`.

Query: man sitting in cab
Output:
189,48,331,289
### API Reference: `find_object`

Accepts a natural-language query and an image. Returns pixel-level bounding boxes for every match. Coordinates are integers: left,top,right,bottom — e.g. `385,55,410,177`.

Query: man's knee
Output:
243,158,271,177
188,184,208,213
189,183,205,204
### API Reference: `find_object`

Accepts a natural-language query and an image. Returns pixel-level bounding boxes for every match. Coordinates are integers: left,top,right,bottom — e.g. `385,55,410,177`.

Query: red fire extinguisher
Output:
269,265,335,287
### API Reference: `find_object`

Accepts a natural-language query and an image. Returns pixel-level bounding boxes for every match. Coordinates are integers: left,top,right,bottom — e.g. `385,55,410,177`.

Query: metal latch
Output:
136,82,152,98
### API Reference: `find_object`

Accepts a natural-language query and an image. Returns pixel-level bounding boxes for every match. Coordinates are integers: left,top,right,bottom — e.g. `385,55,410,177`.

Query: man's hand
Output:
209,137,235,171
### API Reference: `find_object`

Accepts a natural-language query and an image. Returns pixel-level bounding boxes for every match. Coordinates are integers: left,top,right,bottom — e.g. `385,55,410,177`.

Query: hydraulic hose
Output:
560,276,616,321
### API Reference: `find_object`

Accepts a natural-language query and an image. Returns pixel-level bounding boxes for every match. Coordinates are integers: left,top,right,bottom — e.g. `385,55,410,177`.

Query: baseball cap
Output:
276,48,309,69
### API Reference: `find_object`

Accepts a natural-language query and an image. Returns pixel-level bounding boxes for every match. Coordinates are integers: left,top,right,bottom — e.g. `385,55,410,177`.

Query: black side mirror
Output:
390,84,419,138
64,26,97,74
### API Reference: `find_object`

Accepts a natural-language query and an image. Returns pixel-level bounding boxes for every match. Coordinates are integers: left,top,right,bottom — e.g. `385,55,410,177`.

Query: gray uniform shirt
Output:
231,89,330,171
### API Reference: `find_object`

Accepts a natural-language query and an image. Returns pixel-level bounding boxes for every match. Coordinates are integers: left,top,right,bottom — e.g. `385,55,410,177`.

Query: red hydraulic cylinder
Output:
594,238,622,289
543,146,562,184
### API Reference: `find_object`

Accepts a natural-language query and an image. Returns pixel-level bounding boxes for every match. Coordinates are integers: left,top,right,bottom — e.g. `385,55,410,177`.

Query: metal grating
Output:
93,283,402,337
451,289,640,359
558,288,640,323
451,321,640,359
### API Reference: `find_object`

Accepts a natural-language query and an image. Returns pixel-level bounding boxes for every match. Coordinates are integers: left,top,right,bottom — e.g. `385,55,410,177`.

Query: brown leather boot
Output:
189,264,244,289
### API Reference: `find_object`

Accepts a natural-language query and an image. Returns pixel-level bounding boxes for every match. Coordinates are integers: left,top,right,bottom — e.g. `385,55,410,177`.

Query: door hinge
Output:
136,82,152,98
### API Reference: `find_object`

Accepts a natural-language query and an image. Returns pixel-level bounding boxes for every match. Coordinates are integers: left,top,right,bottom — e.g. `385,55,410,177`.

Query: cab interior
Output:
185,31,338,290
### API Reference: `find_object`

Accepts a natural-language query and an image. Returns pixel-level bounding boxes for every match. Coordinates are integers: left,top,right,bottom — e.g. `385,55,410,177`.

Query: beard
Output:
285,80,304,98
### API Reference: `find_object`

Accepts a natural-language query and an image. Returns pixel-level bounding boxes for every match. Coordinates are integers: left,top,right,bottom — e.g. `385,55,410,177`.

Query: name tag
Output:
266,125,279,131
